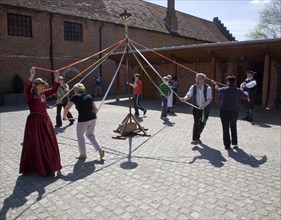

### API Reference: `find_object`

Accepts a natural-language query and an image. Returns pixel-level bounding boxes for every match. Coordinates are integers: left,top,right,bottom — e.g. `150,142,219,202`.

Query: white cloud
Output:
250,0,271,4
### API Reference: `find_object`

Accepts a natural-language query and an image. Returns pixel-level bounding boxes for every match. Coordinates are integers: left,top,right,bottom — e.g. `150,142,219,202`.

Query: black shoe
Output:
191,140,198,145
225,146,231,150
143,109,147,116
55,125,62,128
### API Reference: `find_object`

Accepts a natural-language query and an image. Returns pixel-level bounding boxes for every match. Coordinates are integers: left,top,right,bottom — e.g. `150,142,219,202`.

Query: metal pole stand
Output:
113,113,150,140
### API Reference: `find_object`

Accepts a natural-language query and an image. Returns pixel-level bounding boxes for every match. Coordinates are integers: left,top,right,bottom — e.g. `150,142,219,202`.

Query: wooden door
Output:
141,68,159,98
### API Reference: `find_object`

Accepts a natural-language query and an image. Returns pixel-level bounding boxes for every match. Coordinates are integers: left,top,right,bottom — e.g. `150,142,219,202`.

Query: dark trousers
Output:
56,103,74,126
132,94,145,115
220,109,238,148
192,108,209,141
173,88,177,105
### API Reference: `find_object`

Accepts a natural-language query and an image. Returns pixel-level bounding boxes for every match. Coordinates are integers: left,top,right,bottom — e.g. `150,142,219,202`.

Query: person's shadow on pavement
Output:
61,159,101,181
54,123,74,134
0,174,58,220
0,160,100,219
189,144,227,168
228,147,267,167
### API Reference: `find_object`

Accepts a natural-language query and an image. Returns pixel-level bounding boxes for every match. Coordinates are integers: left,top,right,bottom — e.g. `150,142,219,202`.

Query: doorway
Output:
140,68,159,99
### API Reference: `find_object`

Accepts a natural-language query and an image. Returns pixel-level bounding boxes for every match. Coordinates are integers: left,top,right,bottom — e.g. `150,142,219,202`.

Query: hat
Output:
59,76,65,80
134,73,140,77
33,78,48,87
246,70,256,75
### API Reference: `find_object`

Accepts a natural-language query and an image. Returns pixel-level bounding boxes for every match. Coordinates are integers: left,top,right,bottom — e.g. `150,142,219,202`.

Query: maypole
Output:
113,10,150,139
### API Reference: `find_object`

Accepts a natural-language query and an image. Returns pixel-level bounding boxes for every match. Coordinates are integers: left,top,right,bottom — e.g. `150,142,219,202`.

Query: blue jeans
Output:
132,94,145,115
160,96,168,117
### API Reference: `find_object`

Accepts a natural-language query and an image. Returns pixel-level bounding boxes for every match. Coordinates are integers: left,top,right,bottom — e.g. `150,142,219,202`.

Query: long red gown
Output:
20,80,62,176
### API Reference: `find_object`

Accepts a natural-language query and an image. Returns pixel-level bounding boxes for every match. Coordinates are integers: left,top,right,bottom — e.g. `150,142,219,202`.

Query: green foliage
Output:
13,74,24,93
246,0,281,40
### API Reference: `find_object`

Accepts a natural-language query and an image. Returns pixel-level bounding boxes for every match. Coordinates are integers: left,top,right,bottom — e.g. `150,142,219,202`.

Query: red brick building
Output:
0,0,233,104
0,0,280,109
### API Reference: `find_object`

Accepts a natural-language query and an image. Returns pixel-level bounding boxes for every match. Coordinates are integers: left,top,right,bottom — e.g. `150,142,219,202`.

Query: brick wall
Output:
1,6,279,109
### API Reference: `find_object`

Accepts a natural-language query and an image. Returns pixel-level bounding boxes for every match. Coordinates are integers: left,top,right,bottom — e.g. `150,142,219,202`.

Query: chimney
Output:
165,0,178,34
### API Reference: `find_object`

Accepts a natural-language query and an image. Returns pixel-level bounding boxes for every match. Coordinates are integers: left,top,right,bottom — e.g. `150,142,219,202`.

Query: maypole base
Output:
113,113,150,140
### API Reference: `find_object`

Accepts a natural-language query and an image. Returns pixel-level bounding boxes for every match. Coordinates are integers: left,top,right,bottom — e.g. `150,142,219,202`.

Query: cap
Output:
59,76,65,80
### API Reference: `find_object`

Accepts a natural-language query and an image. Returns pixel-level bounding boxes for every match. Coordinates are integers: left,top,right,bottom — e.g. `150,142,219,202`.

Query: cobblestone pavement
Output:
0,97,280,220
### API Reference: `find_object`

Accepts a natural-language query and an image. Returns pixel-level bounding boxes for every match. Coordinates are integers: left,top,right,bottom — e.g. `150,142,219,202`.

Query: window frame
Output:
7,13,32,37
64,21,83,42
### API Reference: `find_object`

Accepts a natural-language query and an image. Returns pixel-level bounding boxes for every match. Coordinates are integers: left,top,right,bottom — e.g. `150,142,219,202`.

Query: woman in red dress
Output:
20,67,62,176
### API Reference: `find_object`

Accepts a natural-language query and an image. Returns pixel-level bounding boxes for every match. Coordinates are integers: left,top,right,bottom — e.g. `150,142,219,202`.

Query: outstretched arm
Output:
44,71,60,97
63,101,74,120
24,67,36,100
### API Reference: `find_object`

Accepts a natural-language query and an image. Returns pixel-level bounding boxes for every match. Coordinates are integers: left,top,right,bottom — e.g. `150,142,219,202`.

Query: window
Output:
7,13,32,37
64,21,83,41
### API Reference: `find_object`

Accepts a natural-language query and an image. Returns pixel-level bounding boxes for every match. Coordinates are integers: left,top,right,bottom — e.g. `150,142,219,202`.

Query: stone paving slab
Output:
0,98,280,220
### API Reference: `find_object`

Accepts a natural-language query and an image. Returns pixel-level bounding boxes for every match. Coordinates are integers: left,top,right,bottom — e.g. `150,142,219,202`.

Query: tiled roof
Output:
0,0,231,42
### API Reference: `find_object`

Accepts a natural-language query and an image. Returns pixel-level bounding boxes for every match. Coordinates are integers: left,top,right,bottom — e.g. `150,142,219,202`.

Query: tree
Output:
246,0,281,40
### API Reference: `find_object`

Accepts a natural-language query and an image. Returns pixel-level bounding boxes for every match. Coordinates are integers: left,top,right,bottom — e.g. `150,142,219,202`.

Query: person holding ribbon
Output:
180,73,212,145
55,76,75,127
213,76,248,150
20,67,62,176
240,70,257,122
63,83,105,160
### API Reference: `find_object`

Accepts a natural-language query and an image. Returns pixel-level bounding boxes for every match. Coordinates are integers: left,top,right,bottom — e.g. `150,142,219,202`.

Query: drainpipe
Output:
99,21,104,75
49,14,54,82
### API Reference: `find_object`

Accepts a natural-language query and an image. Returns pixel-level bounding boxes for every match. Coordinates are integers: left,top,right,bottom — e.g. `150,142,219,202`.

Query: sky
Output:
144,0,271,41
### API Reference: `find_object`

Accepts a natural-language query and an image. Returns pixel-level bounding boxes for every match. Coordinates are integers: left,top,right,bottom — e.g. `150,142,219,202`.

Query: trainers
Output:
75,155,87,160
99,150,105,160
143,109,147,116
